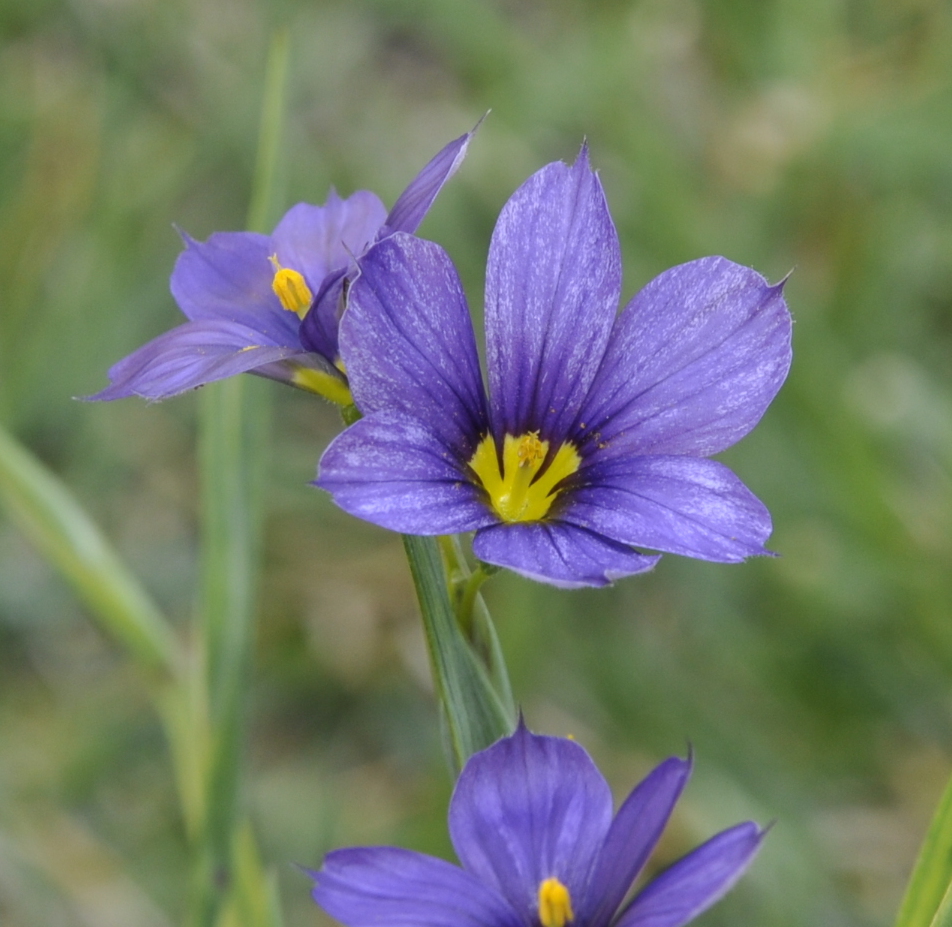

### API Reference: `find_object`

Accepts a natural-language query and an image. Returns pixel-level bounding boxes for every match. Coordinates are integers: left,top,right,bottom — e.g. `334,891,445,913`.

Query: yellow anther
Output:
468,432,580,523
269,254,313,318
517,432,546,467
538,878,574,927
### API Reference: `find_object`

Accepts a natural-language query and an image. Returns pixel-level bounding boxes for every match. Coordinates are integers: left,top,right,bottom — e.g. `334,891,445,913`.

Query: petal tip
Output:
770,267,795,293
575,139,592,169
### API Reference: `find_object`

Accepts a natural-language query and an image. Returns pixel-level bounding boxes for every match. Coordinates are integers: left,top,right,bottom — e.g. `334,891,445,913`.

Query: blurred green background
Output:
2,0,952,924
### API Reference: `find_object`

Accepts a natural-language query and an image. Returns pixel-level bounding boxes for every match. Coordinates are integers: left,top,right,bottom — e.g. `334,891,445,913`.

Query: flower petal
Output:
563,456,773,562
616,822,765,927
169,230,301,344
87,320,305,401
385,123,479,234
449,724,614,920
317,413,495,535
299,267,347,361
484,146,620,446
472,521,659,589
310,846,523,927
341,233,488,454
577,257,792,458
270,193,387,291
581,758,691,927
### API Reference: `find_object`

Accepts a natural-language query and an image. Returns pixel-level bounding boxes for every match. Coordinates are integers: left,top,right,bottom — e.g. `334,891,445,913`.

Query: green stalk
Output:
402,535,514,772
188,29,288,927
440,536,514,720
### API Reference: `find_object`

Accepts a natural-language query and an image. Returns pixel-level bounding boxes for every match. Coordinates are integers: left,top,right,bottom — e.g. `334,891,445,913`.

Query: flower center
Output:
538,877,574,927
269,255,313,318
468,432,580,523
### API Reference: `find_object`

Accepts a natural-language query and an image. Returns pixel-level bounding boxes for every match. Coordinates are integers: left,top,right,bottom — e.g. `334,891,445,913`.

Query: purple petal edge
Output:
616,822,766,927
472,520,660,589
484,145,621,446
582,756,692,927
316,413,495,535
85,319,304,401
311,846,522,927
578,256,792,458
564,456,774,563
385,119,481,234
449,723,613,919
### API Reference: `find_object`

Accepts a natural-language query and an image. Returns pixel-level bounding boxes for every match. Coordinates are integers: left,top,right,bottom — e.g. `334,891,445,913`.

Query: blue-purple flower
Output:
316,146,793,587
89,127,477,406
310,724,765,927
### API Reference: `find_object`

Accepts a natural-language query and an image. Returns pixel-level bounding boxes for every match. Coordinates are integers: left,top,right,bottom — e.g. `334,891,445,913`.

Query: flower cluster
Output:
317,147,792,587
310,724,764,927
93,134,791,589
92,128,783,922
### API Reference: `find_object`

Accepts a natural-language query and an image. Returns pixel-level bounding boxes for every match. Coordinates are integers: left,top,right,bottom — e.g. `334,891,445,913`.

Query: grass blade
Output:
896,769,952,927
0,422,179,676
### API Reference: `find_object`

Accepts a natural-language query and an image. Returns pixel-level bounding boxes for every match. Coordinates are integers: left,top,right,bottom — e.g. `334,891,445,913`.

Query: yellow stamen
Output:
468,432,580,523
269,254,313,318
538,878,574,927
291,366,353,406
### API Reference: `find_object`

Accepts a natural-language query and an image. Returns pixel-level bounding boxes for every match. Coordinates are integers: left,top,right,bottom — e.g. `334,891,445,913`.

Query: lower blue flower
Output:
309,724,765,927
316,146,793,587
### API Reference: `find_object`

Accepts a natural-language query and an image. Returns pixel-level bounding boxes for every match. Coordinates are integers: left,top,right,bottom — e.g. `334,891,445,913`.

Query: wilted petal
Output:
472,521,659,589
341,233,488,454
317,413,495,535
485,147,620,446
616,823,765,927
271,193,387,291
581,758,692,927
564,456,773,562
577,257,792,458
449,724,613,919
87,320,304,401
386,123,479,234
169,230,300,344
311,847,522,927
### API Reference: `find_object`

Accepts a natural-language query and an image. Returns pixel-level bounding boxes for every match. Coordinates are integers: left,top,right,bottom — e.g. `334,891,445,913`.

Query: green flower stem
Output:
341,415,516,768
467,579,515,723
439,536,515,722
402,534,514,772
188,29,288,927
458,561,491,635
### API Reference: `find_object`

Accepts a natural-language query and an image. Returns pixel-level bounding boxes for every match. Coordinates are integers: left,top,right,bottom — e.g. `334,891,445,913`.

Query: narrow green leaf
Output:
469,590,516,720
0,423,179,676
929,879,952,927
197,374,265,893
402,534,514,771
188,29,288,927
440,536,515,722
246,27,289,235
896,768,952,927
228,822,286,927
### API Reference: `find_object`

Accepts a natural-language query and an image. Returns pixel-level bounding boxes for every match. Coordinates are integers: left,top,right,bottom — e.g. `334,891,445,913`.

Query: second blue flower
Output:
317,146,793,588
